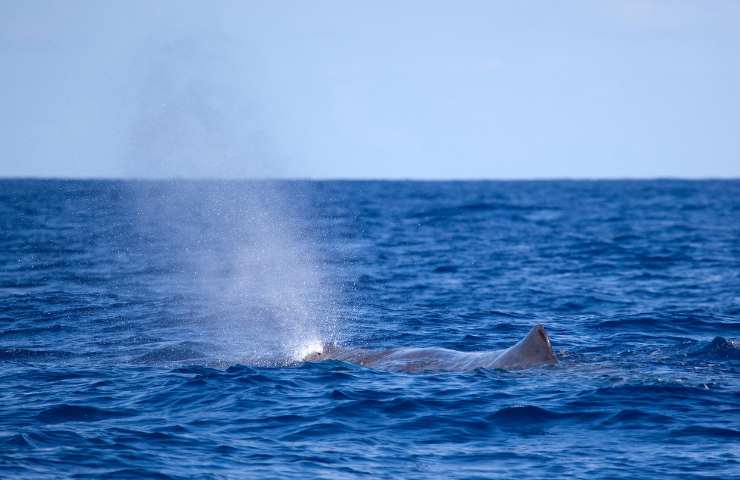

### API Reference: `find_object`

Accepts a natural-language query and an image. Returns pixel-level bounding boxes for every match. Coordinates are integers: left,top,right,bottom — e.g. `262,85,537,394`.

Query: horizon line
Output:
1,175,739,182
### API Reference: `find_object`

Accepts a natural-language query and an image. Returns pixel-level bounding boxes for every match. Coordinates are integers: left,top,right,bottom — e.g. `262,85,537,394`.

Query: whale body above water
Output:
304,324,558,372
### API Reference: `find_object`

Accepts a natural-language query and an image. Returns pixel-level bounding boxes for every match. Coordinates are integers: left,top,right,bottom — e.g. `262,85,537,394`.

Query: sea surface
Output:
1,179,739,479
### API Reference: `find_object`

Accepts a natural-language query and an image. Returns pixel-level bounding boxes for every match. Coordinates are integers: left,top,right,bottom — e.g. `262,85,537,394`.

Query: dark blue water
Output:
1,179,739,479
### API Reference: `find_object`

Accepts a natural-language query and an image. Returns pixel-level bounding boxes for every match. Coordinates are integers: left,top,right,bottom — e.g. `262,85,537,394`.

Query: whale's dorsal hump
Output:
524,324,556,359
492,324,558,370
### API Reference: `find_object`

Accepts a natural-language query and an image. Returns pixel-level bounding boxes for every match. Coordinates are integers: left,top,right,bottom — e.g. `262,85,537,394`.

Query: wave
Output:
409,201,549,222
1,433,32,448
2,324,65,337
588,313,740,335
486,405,602,425
600,409,675,427
0,348,75,362
38,404,133,424
76,468,175,480
669,425,740,439
132,341,213,363
688,337,740,361
580,383,718,405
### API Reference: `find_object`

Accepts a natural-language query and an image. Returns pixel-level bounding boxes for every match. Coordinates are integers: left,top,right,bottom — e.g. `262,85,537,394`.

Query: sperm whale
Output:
304,324,557,372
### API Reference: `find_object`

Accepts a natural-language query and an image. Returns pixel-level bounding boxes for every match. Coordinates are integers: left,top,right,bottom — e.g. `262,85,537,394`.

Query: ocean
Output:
1,179,738,479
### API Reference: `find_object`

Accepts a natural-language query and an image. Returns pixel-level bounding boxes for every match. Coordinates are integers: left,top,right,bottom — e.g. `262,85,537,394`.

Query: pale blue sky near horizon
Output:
1,1,739,179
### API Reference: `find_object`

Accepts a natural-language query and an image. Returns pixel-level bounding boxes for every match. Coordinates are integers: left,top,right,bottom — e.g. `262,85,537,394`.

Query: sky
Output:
1,0,739,179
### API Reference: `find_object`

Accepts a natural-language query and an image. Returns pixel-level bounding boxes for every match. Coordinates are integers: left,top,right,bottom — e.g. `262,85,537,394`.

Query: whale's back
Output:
305,324,557,372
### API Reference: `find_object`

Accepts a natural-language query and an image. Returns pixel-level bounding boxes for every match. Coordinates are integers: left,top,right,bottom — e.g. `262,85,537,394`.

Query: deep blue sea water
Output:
1,179,739,479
